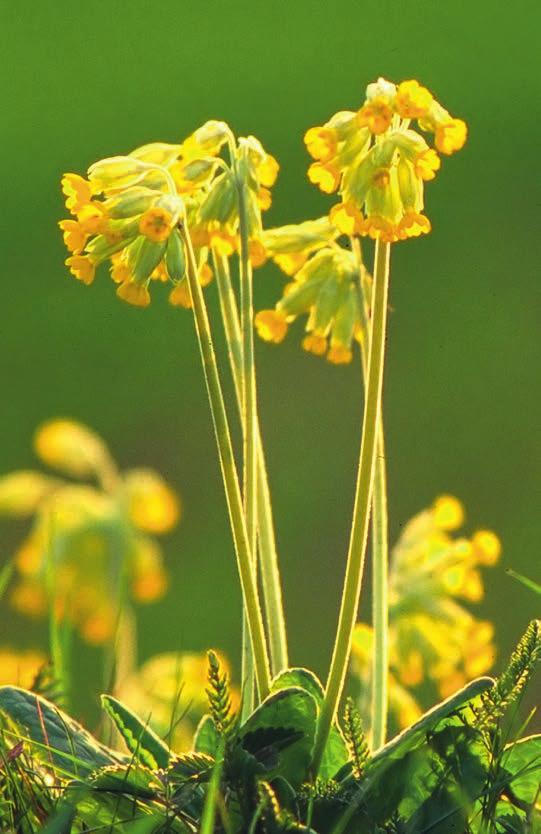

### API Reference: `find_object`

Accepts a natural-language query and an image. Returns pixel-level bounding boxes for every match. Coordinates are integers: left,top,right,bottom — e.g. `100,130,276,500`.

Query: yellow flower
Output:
65,254,96,285
58,219,89,254
61,173,95,214
305,77,466,241
308,162,340,193
139,206,174,242
116,280,151,307
435,118,468,155
394,80,433,119
256,246,363,363
357,97,394,135
0,471,56,517
124,469,180,534
34,419,112,480
255,309,288,343
432,494,464,530
472,529,501,566
0,649,46,688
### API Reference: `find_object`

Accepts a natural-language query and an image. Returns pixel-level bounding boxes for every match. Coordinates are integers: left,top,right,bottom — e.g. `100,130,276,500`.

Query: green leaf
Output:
90,763,161,798
101,694,171,770
502,734,541,805
194,714,220,756
0,685,120,777
271,668,348,780
237,686,317,788
40,803,76,834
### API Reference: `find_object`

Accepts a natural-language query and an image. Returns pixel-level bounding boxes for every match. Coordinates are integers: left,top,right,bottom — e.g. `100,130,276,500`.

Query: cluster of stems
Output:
179,179,392,771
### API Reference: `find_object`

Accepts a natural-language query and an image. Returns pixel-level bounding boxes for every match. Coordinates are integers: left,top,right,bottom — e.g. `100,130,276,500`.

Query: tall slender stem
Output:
237,176,258,715
179,223,271,699
312,239,391,773
355,244,389,751
214,253,289,674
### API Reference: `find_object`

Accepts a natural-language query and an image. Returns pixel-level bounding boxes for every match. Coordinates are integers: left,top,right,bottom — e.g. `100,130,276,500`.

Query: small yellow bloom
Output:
81,608,116,646
248,238,267,268
255,309,288,343
116,281,151,307
110,259,131,285
329,201,364,236
132,568,168,603
304,126,338,163
397,211,431,239
258,186,272,211
414,148,441,181
432,494,464,530
302,333,327,356
61,173,95,214
124,469,180,534
472,529,501,566
308,162,340,194
169,281,192,309
10,581,47,618
0,471,56,517
435,118,468,155
395,80,433,119
65,254,96,285
58,219,88,254
35,419,112,480
327,343,353,364
257,154,280,188
357,97,394,135
139,207,174,242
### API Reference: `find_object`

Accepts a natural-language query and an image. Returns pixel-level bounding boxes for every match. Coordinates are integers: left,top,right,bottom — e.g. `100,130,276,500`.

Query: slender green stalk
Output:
312,239,391,773
237,176,258,716
180,222,271,698
214,252,289,675
354,244,389,751
200,740,225,834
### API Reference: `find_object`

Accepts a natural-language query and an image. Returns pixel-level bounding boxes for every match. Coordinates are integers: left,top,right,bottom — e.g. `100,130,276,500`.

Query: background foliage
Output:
1,1,540,718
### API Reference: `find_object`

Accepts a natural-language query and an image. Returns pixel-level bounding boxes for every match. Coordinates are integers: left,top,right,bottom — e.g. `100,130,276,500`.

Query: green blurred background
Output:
1,1,539,715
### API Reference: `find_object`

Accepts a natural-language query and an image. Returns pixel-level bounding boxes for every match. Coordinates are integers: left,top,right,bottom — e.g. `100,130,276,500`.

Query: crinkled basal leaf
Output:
333,678,494,834
101,694,171,770
271,668,349,780
237,686,317,788
0,686,121,777
502,734,541,806
169,751,215,783
194,714,220,756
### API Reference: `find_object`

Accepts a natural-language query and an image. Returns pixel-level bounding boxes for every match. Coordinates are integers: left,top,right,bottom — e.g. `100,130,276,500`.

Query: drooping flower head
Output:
59,121,279,307
254,217,372,364
351,495,500,735
0,419,180,644
305,77,467,242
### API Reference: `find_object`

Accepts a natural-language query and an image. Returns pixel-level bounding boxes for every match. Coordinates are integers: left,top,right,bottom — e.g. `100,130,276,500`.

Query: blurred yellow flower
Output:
305,77,466,242
0,648,46,689
0,419,181,645
118,650,239,752
351,495,500,734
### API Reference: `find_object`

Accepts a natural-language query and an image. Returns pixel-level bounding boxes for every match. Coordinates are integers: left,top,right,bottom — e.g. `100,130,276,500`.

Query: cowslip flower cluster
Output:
305,77,467,242
351,495,501,732
0,419,180,644
118,650,239,752
59,121,278,307
255,219,367,364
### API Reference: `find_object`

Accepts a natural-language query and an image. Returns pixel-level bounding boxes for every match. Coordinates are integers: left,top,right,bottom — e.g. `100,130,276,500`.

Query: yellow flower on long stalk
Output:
0,419,180,645
305,77,467,243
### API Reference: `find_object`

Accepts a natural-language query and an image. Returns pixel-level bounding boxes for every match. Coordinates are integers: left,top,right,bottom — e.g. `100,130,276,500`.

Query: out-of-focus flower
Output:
305,77,466,242
0,419,180,645
255,233,368,364
351,495,500,734
59,121,279,306
118,650,239,752
0,648,46,689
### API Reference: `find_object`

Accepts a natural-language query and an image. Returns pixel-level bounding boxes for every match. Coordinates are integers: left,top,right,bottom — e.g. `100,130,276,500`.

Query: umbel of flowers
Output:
59,121,278,307
256,77,466,365
0,419,180,644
